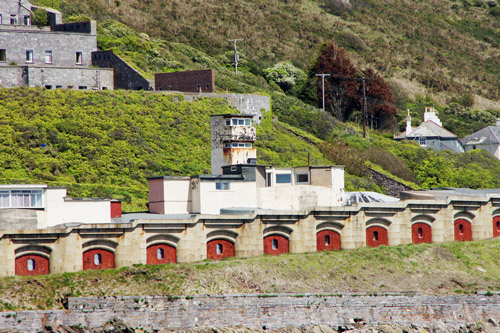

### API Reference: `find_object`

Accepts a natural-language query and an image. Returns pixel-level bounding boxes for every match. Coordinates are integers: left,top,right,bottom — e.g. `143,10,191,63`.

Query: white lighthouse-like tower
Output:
210,114,257,175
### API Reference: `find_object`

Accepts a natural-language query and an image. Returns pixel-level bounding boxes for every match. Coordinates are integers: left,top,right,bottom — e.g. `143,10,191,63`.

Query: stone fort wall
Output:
1,294,499,332
1,192,500,277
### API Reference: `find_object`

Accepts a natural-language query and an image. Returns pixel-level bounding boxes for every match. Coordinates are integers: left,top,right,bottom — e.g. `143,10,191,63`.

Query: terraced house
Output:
0,0,113,90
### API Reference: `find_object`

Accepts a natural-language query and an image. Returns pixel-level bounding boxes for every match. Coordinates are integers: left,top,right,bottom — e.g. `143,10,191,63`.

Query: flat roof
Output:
210,114,254,118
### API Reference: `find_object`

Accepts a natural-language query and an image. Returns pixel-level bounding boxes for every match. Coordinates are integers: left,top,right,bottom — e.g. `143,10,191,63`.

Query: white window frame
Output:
224,142,252,148
228,118,251,126
0,189,43,208
419,137,426,146
44,50,52,64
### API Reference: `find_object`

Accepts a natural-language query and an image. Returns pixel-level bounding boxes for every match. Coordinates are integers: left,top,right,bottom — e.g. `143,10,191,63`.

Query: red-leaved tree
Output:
312,42,357,121
361,67,397,130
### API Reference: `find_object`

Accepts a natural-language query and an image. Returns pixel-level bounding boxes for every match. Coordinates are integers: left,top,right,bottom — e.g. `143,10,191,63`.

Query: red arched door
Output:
15,254,49,276
316,230,341,251
207,239,234,260
493,216,500,238
366,226,388,248
83,249,115,270
454,219,472,242
412,223,432,244
147,244,176,265
264,235,289,255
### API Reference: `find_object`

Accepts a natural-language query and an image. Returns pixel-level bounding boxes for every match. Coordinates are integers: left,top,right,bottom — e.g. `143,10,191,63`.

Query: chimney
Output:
406,109,412,135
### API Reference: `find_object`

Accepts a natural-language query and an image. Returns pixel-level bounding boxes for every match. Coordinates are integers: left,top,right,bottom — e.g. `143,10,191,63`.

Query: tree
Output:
264,61,306,93
361,67,397,130
311,42,357,121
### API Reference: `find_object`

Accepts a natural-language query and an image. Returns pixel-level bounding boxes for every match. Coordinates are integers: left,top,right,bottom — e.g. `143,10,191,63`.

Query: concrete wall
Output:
2,192,500,276
92,50,151,90
183,93,271,123
2,294,500,332
155,69,215,92
148,177,191,214
195,180,257,214
210,115,256,175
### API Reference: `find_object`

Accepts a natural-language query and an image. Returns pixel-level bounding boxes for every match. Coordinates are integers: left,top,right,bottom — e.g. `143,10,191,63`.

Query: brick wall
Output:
3,293,500,332
411,223,432,244
146,244,176,265
207,239,234,260
155,69,215,93
366,226,388,248
493,216,500,238
316,230,341,251
263,235,289,255
82,249,114,270
454,219,472,241
14,254,49,276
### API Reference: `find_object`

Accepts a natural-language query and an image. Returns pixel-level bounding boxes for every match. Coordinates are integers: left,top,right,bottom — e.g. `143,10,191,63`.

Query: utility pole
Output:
361,77,367,138
228,39,243,74
315,73,331,112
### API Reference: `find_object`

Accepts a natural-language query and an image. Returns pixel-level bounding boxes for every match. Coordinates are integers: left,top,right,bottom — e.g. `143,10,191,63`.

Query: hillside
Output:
0,88,329,210
54,0,500,110
1,239,500,311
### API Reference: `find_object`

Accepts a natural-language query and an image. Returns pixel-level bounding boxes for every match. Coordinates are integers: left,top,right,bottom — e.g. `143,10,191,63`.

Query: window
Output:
157,248,164,260
419,137,426,146
276,173,292,184
0,49,6,62
266,172,273,187
0,14,3,25
272,239,278,250
76,52,82,64
55,85,62,89
24,15,31,26
230,118,251,126
10,15,17,25
26,50,33,63
27,259,35,271
10,190,42,208
373,231,379,241
44,85,52,89
225,119,230,126
216,243,223,255
78,86,87,90
418,227,423,238
216,182,230,190
224,142,252,148
458,224,464,235
94,253,101,265
0,191,9,207
296,174,309,184
324,235,330,246
497,221,500,230
44,50,52,64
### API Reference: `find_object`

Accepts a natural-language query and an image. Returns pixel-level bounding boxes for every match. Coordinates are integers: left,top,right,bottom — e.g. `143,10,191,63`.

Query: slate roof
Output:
395,120,458,140
461,126,500,146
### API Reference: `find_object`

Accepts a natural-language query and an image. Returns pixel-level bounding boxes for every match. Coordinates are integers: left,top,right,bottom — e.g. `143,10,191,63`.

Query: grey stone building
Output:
0,0,113,90
461,119,500,159
395,107,464,153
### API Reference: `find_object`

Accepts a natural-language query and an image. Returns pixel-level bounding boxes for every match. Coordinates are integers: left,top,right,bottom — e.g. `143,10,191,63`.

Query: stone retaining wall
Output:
1,293,499,332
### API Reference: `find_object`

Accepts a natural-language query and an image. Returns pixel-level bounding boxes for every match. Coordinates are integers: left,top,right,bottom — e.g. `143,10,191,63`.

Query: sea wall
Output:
1,293,499,332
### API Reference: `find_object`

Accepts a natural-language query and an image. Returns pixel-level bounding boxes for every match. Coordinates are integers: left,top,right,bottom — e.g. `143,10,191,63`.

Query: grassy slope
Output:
0,88,328,210
1,239,500,311
56,0,500,108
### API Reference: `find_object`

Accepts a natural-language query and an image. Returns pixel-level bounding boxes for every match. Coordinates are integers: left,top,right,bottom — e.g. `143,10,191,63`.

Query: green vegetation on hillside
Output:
1,239,500,311
0,88,327,210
